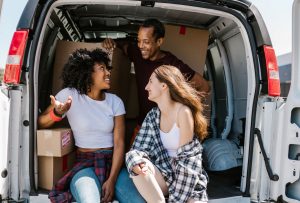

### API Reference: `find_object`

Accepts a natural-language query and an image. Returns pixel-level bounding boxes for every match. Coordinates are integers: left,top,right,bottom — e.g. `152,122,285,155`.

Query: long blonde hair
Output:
154,65,208,140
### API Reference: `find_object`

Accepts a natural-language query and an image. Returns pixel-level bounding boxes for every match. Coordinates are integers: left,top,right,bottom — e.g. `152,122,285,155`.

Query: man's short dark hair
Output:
141,19,165,41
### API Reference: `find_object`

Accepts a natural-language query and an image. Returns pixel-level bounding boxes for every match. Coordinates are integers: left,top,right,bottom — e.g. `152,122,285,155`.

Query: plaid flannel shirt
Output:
49,150,112,203
126,107,208,203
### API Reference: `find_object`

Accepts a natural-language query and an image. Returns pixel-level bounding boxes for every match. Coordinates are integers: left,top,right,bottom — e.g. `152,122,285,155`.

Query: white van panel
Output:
292,0,300,93
209,196,250,203
19,80,31,200
247,0,300,201
0,88,10,200
268,99,300,202
251,98,280,201
267,0,300,202
0,87,28,201
7,89,23,200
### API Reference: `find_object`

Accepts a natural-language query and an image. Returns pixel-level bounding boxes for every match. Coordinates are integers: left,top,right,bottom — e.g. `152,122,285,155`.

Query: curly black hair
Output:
61,48,110,94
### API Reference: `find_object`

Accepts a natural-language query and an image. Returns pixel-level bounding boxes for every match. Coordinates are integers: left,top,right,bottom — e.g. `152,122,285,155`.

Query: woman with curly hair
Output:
126,65,209,203
38,48,144,203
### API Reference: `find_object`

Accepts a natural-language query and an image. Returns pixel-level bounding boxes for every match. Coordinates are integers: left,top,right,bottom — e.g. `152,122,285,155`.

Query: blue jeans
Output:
70,167,145,203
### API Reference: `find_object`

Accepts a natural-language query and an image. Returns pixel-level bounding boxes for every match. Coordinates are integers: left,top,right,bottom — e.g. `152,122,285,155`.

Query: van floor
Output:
30,193,50,203
207,166,243,199
36,167,243,201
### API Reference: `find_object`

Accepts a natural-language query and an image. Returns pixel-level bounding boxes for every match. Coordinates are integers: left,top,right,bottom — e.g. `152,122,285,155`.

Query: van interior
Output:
36,2,251,199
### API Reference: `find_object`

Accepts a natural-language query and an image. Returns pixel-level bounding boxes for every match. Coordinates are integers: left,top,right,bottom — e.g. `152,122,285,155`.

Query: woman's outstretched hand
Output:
50,95,72,115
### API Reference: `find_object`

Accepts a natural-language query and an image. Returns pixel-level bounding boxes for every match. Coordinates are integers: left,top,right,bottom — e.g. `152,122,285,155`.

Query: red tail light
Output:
3,30,29,84
263,45,281,97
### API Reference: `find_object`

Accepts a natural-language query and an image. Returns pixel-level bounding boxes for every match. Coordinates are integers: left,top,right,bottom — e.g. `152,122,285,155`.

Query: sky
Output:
0,0,294,69
250,0,293,56
0,0,28,69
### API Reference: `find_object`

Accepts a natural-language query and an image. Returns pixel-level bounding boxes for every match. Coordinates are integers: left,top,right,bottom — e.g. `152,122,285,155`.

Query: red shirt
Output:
127,44,195,124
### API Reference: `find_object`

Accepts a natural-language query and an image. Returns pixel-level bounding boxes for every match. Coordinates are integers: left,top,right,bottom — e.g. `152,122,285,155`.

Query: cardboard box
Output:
37,128,74,157
38,151,76,190
53,40,139,119
52,41,110,95
161,25,209,74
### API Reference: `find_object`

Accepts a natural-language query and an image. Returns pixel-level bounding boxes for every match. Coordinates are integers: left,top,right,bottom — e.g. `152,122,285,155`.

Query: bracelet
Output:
49,109,63,122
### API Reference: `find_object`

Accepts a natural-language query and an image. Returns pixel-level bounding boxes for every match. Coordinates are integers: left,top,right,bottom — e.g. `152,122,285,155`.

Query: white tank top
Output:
160,123,180,157
159,105,182,157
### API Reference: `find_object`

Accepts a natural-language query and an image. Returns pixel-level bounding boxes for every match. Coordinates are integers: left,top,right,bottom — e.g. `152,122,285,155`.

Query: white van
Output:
1,0,300,202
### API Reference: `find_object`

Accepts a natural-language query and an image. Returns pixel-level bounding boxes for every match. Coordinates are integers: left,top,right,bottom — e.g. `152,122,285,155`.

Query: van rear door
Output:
273,0,300,201
253,0,300,202
0,0,33,201
0,89,10,201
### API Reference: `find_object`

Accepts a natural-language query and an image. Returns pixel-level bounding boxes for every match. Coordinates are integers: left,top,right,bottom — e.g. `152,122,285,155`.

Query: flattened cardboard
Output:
52,40,138,118
161,25,209,74
52,41,109,95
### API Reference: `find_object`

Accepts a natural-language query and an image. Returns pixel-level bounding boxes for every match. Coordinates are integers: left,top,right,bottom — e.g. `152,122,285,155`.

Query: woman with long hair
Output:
126,65,209,203
38,48,144,203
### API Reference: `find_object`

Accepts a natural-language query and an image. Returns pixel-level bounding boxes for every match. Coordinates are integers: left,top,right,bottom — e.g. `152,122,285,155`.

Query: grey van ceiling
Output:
58,4,218,40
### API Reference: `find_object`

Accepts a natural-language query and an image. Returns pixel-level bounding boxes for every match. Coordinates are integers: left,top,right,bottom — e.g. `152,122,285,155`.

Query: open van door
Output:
0,2,10,197
251,0,300,202
0,0,32,201
0,1,9,201
277,0,300,201
0,89,10,201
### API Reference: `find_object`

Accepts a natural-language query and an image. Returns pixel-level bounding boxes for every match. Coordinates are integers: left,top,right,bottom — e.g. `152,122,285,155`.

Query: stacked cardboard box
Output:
37,128,75,190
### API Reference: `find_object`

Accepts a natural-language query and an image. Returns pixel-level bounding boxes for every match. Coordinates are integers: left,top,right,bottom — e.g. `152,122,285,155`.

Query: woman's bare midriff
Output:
77,147,113,152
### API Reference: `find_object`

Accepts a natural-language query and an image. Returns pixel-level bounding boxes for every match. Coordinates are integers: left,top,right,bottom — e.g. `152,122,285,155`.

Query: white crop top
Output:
55,88,125,148
160,123,180,157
